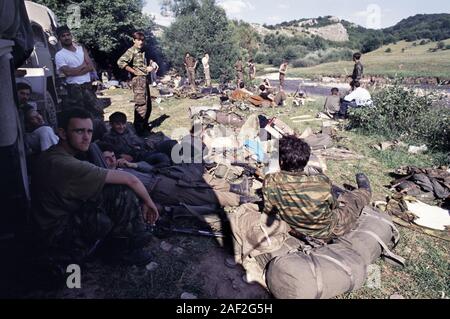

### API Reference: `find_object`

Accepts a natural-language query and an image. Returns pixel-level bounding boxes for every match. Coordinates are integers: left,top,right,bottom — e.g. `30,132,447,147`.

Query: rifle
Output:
147,223,225,239
163,226,225,238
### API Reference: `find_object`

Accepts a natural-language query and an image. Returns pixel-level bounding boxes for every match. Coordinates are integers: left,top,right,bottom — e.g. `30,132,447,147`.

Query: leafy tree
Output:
34,0,153,54
162,0,239,81
231,20,261,58
34,0,166,77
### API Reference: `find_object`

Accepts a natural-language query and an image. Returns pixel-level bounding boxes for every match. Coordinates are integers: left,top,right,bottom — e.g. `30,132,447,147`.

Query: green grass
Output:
283,39,450,78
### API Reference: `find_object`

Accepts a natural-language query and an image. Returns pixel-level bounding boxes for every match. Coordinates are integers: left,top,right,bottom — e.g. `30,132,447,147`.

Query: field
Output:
276,39,450,79
25,88,447,300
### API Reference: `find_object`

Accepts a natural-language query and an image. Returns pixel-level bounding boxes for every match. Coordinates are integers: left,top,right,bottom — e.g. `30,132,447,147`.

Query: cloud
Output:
217,0,255,16
277,4,290,10
268,16,282,22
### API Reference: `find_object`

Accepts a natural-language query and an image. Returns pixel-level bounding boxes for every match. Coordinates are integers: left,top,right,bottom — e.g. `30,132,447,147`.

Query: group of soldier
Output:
23,24,375,283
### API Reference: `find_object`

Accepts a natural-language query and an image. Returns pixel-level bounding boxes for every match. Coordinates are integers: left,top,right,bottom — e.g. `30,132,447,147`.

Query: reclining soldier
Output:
31,108,159,267
101,112,171,167
97,142,259,208
262,135,372,242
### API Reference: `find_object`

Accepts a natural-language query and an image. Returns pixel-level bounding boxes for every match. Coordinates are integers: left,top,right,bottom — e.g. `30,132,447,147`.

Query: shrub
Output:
348,85,450,152
445,44,450,50
419,39,428,45
385,48,392,53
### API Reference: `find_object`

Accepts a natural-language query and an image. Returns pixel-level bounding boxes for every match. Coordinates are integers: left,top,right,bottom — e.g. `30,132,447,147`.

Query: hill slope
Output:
285,39,450,78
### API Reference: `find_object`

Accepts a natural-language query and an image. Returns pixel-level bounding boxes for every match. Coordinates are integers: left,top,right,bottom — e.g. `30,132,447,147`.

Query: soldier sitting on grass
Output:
101,111,171,167
262,135,372,242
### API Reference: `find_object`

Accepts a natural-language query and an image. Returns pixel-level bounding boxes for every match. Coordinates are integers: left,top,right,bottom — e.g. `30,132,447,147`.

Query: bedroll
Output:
266,206,405,299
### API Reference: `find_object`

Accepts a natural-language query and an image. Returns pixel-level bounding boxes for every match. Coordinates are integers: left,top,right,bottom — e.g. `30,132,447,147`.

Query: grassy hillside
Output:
286,39,450,78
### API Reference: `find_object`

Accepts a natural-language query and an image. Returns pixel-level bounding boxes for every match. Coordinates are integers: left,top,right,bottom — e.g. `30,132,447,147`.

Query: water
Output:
282,79,450,97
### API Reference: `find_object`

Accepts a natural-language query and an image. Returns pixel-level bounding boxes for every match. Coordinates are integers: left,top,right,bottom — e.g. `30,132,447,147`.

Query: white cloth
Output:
344,87,373,106
55,45,91,84
202,56,210,70
25,126,59,154
151,61,159,70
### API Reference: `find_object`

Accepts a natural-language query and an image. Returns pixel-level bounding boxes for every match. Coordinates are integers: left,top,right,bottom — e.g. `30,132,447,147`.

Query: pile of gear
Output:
163,101,406,299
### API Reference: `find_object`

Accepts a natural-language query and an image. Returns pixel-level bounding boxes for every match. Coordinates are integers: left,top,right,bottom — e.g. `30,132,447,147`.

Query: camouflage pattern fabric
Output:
332,189,371,237
117,46,148,76
186,67,196,89
263,171,338,240
64,83,102,117
263,171,371,241
131,75,152,135
48,185,147,263
352,61,364,81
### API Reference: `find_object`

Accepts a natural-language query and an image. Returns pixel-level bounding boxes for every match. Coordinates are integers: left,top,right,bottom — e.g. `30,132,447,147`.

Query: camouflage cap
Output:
55,25,71,38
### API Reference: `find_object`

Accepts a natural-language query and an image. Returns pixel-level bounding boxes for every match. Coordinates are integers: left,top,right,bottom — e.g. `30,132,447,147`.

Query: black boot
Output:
230,176,252,196
355,173,372,194
331,185,347,200
239,195,262,205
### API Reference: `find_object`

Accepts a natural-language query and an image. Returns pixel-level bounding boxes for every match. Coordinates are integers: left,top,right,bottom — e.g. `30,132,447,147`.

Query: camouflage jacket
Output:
101,127,148,160
352,61,364,81
117,46,148,76
262,171,338,240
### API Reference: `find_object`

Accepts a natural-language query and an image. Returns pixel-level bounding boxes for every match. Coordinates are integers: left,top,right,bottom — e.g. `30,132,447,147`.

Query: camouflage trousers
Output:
64,83,103,117
49,185,147,263
150,174,240,207
331,189,371,238
279,74,286,89
131,76,152,136
236,71,244,85
186,67,196,89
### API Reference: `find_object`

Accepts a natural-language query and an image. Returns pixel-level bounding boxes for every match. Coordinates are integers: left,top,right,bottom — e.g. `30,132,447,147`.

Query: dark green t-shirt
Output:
31,145,108,240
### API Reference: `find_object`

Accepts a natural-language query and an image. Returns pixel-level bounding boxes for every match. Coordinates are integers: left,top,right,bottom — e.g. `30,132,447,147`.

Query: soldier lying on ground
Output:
101,111,171,167
262,135,372,242
24,108,59,155
98,142,260,208
31,108,159,267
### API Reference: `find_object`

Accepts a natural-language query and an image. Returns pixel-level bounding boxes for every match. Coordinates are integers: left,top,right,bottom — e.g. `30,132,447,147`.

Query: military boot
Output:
355,173,372,194
239,195,262,205
230,176,252,196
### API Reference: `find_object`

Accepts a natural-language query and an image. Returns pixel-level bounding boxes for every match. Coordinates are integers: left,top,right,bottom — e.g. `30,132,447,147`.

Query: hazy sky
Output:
144,0,450,29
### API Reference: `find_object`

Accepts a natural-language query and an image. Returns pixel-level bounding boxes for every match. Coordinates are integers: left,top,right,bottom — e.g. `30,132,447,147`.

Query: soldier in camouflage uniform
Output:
262,135,372,242
234,58,244,87
117,32,153,136
31,109,159,266
184,52,198,90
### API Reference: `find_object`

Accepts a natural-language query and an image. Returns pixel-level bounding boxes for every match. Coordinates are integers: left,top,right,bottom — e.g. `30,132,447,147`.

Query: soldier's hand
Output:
142,200,159,225
117,158,135,168
120,154,134,162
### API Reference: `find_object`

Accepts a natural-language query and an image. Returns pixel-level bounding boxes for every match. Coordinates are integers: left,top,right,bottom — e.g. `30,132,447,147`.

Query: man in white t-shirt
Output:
338,80,373,118
202,53,211,87
55,25,102,116
149,59,159,86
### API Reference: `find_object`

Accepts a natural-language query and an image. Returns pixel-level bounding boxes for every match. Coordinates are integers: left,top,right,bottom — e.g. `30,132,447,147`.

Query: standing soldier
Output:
279,60,288,90
117,31,153,137
349,52,363,90
202,53,211,87
184,52,198,90
234,57,244,87
55,25,102,117
149,59,159,87
247,59,256,81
